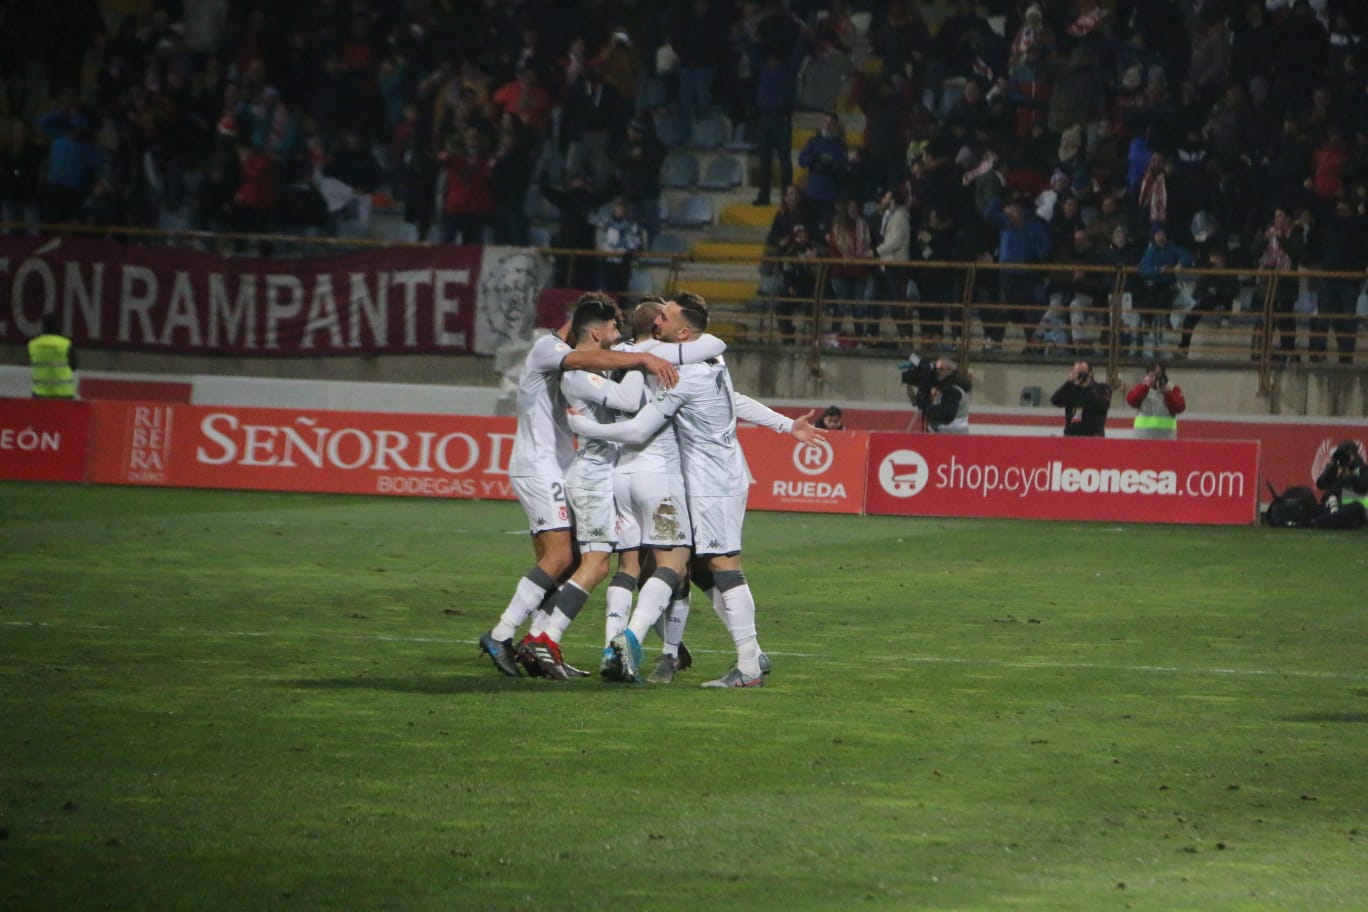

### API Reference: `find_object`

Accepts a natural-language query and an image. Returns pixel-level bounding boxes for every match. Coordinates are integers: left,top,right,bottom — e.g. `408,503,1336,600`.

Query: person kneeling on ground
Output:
1312,440,1368,530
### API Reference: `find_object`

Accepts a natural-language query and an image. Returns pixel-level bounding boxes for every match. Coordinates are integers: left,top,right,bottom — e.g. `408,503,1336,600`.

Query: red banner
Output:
0,397,91,482
741,426,867,514
86,402,519,499
865,434,1260,524
0,237,552,357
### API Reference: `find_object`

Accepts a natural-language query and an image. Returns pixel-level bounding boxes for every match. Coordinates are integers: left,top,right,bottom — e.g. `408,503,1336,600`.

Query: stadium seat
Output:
654,109,688,147
638,75,668,112
648,231,690,255
685,112,729,149
660,151,700,189
627,269,657,293
725,118,759,152
668,194,715,229
698,156,744,191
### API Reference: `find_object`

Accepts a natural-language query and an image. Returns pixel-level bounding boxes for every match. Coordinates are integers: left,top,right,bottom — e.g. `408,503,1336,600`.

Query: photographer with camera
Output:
1050,360,1112,437
1124,361,1186,439
1312,441,1368,530
899,353,971,433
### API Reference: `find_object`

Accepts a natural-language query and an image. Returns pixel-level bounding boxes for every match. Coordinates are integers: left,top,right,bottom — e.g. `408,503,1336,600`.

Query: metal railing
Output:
4,221,1362,394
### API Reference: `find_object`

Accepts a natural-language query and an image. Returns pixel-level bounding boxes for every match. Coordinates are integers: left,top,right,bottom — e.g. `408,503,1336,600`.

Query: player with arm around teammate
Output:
569,292,825,687
478,292,680,677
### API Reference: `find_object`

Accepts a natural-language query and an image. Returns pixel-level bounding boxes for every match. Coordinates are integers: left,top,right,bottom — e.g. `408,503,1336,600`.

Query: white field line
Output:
6,620,1366,682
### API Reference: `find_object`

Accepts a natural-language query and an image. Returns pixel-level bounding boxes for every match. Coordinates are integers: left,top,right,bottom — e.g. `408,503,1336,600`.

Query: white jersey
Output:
559,369,626,486
508,332,575,478
614,340,680,475
653,357,748,497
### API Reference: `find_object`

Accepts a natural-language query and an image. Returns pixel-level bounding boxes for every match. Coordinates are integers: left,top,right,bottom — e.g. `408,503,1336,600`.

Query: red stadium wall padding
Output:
0,398,92,482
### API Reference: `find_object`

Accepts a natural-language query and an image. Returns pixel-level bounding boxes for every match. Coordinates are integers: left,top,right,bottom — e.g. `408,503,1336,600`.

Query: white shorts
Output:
567,476,616,552
511,474,571,534
687,491,747,556
614,471,691,551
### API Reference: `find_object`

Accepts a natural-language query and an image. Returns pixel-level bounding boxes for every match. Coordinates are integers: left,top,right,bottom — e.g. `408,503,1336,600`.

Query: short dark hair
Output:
569,292,620,344
672,291,709,331
629,296,665,338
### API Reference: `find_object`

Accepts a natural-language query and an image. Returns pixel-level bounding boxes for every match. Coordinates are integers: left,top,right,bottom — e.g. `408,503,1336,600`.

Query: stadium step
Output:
719,203,778,228
691,241,766,261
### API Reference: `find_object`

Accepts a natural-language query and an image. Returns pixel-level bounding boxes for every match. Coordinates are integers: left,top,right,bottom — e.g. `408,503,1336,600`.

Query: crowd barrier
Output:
2,229,1363,399
3,397,1272,525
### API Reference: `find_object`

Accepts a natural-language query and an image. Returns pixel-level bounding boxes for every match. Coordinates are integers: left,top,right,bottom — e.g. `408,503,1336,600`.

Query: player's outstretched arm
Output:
562,349,679,388
568,402,670,446
788,409,826,443
733,394,828,442
636,333,727,364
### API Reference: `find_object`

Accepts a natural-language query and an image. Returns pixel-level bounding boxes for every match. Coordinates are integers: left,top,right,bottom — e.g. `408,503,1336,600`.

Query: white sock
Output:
546,608,574,643
662,593,690,658
719,583,761,677
605,583,634,647
491,576,552,642
627,576,674,643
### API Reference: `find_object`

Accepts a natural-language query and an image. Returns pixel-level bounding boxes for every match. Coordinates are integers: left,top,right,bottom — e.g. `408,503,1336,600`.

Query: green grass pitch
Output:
1,481,1365,911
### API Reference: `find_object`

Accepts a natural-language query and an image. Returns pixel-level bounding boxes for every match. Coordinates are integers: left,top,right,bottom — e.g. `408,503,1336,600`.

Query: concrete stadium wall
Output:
5,344,1363,420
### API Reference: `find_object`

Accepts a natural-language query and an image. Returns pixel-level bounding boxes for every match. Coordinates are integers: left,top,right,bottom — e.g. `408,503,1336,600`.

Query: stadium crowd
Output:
2,1,1367,360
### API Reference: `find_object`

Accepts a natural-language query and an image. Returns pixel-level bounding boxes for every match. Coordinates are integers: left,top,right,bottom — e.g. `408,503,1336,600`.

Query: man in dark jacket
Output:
1050,360,1112,436
1310,198,1366,364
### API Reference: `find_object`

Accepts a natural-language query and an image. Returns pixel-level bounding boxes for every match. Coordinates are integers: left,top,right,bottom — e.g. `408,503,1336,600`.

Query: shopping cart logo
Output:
878,449,930,498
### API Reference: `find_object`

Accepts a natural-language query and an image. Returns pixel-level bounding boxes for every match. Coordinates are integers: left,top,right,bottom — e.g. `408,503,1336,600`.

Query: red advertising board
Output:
86,401,519,500
0,397,91,482
865,433,1260,524
740,427,867,514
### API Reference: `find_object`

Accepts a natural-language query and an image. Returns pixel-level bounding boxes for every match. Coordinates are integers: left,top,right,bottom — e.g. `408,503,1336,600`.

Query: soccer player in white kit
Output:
602,298,721,683
568,292,825,687
478,292,679,677
523,296,650,677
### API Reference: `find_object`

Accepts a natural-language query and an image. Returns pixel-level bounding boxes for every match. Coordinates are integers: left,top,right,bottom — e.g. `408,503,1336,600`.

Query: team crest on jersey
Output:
651,500,684,541
558,506,569,521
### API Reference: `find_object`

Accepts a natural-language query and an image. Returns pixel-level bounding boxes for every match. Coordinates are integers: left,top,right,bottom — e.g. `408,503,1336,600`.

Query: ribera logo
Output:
878,449,929,498
126,405,172,482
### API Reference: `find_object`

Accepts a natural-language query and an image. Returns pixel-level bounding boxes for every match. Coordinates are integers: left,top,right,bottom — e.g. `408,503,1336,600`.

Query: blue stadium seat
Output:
725,118,759,152
660,151,700,189
668,194,715,229
685,112,729,149
698,156,744,191
654,109,688,147
649,231,690,255
638,75,668,112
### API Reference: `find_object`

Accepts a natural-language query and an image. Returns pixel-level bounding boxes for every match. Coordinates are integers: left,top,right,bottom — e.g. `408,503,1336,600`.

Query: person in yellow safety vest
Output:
28,313,77,399
1124,361,1184,439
